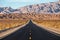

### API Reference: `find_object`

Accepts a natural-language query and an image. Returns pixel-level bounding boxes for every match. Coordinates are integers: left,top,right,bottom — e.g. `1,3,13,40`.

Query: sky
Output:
0,0,58,9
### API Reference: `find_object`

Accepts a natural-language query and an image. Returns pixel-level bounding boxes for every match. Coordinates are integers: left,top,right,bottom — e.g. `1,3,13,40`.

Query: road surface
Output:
1,20,60,40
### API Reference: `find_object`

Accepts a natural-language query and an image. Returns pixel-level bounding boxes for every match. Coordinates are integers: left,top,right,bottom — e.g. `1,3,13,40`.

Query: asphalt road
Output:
1,20,60,40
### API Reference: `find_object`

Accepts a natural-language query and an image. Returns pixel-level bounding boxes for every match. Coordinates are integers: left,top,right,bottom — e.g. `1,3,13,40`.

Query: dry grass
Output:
0,20,28,31
33,20,60,29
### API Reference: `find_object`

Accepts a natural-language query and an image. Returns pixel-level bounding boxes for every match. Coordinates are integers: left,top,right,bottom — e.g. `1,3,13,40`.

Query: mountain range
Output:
0,1,60,14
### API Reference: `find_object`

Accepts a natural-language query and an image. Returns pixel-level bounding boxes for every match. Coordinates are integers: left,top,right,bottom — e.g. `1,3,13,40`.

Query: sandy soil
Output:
32,20,60,36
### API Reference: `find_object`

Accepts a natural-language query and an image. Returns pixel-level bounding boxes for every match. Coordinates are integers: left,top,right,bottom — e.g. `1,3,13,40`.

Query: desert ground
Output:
33,20,60,29
32,14,60,34
0,13,60,34
0,20,28,31
0,13,29,31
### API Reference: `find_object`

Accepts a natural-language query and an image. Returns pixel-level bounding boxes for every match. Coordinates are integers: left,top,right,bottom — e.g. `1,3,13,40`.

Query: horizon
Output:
0,0,58,9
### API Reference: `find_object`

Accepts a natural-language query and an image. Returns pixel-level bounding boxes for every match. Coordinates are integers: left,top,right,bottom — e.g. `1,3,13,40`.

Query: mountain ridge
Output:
0,1,60,14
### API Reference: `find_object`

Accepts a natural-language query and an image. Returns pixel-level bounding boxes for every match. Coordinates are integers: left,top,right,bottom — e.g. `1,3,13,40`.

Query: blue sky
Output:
0,0,58,9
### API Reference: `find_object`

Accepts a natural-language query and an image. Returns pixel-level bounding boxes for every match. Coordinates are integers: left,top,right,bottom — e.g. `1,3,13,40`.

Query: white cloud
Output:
5,0,58,3
6,0,45,2
7,0,32,2
0,4,3,7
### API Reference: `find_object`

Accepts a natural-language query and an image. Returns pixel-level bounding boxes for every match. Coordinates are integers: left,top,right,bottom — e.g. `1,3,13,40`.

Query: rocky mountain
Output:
0,1,60,14
0,7,19,14
19,1,60,14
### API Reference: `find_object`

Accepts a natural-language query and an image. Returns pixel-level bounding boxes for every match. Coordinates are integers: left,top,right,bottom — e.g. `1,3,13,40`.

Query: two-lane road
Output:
1,20,60,40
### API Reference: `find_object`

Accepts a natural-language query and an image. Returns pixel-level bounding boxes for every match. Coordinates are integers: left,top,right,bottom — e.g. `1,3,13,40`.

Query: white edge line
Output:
0,20,30,39
32,20,60,37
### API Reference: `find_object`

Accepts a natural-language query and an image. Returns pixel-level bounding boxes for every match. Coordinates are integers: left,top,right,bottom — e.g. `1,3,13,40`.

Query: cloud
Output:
6,0,47,2
0,4,3,7
7,0,32,2
2,0,58,3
